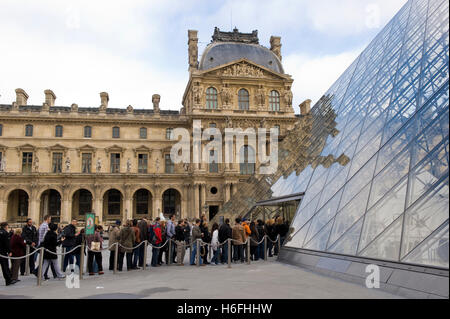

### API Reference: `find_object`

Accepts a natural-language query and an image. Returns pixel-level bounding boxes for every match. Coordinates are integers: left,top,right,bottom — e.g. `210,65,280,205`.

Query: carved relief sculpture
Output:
33,156,39,172
65,156,71,172
220,84,232,107
221,62,264,78
256,85,265,109
0,157,5,172
284,86,293,108
96,158,102,172
127,158,132,173
192,82,203,106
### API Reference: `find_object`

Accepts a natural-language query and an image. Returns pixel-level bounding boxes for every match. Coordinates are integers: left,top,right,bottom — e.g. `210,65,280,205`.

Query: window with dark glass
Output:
166,128,174,140
82,153,92,173
84,126,92,138
240,145,255,175
135,189,149,215
269,90,280,111
22,152,33,173
238,89,249,110
138,154,148,173
52,152,63,173
140,127,147,139
18,190,28,217
112,126,120,138
25,124,33,137
110,153,120,173
78,190,92,215
209,150,218,173
55,125,63,137
165,154,174,173
206,87,218,109
0,152,2,168
108,190,121,215
0,124,3,136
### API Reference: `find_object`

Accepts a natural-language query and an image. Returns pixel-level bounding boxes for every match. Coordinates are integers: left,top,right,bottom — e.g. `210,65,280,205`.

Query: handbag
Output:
91,241,101,251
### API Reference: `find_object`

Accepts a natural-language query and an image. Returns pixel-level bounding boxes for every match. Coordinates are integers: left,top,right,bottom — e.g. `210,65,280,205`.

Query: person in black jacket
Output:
264,219,276,257
274,217,289,255
137,218,148,267
72,228,85,269
41,223,65,280
0,222,15,286
21,218,38,275
200,221,211,264
218,219,232,264
61,219,77,272
256,220,266,260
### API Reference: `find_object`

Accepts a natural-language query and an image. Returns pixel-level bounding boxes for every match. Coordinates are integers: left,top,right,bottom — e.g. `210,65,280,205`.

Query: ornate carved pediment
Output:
105,145,125,156
16,143,37,156
201,59,288,80
76,144,97,157
46,144,68,156
133,145,152,157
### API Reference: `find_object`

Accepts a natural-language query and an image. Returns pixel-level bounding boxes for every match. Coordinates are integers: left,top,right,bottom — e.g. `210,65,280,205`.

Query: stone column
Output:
153,184,162,219
225,183,231,202
194,183,200,218
0,199,6,222
61,186,71,223
201,183,206,216
124,184,132,222
93,185,102,224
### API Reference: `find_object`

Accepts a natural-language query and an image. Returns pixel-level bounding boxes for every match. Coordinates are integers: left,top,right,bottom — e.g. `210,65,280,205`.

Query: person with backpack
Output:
150,218,162,267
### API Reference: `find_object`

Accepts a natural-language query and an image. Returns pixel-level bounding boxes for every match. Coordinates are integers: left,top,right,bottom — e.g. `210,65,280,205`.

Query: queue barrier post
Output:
79,242,85,280
196,239,200,267
37,247,44,286
143,240,148,270
113,242,119,274
168,238,172,266
277,235,281,259
227,238,232,269
264,236,267,261
247,239,251,265
60,247,65,272
25,245,30,276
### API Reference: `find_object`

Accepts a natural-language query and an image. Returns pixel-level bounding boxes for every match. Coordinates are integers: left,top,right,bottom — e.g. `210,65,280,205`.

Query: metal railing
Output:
0,234,282,286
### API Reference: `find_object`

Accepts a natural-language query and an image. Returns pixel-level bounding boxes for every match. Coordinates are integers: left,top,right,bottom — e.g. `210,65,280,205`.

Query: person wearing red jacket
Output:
10,228,26,282
151,218,163,267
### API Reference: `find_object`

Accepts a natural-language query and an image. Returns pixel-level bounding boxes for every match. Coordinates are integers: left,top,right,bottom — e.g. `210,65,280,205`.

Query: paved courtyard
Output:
0,250,401,299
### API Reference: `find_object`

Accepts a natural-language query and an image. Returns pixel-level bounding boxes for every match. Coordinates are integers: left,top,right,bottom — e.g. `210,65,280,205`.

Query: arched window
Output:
84,126,92,138
238,89,249,110
55,125,63,137
239,145,255,175
269,90,280,111
206,87,218,109
25,124,33,137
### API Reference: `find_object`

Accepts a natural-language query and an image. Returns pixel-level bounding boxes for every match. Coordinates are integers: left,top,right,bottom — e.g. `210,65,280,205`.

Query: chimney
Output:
15,88,29,106
299,99,311,115
100,92,109,109
270,36,282,61
188,30,199,71
44,89,56,106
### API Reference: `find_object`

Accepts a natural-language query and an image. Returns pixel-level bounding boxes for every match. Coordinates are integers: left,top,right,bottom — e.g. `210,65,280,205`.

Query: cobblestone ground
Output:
0,244,400,299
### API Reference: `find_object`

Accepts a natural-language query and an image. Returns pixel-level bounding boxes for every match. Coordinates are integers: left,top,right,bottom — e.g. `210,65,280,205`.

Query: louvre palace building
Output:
0,27,302,225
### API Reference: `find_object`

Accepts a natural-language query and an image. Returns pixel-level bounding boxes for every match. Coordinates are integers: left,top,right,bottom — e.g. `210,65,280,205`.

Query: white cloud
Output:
284,49,362,110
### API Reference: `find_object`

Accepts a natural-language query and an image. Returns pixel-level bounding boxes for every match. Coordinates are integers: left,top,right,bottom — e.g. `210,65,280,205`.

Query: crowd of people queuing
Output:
0,213,290,286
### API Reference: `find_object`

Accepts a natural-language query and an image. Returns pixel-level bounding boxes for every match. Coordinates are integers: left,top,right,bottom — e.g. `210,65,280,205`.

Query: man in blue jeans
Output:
190,219,205,265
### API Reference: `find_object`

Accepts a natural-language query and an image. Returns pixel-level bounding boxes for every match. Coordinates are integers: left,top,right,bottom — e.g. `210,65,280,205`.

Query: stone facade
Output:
0,28,299,226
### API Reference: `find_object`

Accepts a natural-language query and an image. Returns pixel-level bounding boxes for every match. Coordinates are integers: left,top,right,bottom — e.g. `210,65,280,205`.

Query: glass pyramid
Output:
284,0,449,268
218,0,448,269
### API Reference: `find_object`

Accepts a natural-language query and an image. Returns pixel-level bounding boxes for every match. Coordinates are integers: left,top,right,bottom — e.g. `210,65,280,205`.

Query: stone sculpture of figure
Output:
127,158,131,173
183,162,190,172
33,156,39,172
220,84,231,106
284,87,293,107
155,158,160,173
65,157,71,172
126,105,133,113
96,158,102,172
0,157,6,172
256,85,265,106
192,83,203,105
226,116,233,128
152,94,160,112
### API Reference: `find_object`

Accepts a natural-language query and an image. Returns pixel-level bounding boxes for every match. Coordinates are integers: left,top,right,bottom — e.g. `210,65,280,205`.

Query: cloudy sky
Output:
0,0,406,111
